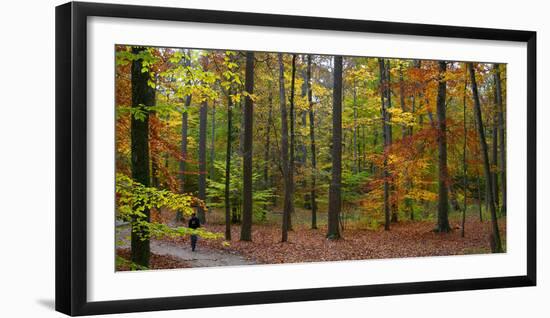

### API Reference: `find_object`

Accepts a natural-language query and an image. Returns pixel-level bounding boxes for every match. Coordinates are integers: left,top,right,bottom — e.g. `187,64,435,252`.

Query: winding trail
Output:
116,225,256,268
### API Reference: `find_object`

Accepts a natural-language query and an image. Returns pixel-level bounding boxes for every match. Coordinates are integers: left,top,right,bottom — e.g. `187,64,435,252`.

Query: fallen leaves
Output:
116,248,191,271
160,215,506,266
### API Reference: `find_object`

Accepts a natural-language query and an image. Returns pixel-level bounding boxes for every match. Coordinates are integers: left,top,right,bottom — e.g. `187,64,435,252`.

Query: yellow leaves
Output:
405,189,437,202
387,107,416,127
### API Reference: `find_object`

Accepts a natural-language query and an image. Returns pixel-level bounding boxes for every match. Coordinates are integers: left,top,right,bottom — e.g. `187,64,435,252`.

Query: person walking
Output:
188,212,201,251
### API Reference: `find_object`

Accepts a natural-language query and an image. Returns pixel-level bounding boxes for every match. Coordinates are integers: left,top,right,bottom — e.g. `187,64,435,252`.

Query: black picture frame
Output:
55,1,537,316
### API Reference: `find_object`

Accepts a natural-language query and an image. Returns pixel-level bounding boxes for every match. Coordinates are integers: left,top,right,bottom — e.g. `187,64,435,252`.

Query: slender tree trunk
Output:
264,82,273,191
468,62,503,253
130,46,154,267
176,53,192,222
400,63,414,220
436,61,451,233
240,52,254,241
307,55,318,229
477,172,483,222
494,64,506,216
327,55,343,239
492,79,499,210
287,54,297,231
197,100,208,224
279,53,292,242
378,58,391,230
210,101,216,178
224,90,233,241
462,69,468,238
353,80,358,173
385,61,398,223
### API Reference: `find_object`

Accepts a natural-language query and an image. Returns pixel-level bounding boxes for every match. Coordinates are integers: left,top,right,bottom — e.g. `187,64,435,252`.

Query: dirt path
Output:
116,225,256,268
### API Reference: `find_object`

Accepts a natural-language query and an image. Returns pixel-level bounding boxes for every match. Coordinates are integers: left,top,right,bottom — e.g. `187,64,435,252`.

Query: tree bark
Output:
385,61,398,224
176,52,192,222
287,54,297,231
491,76,499,210
468,62,503,253
307,55,318,229
240,51,254,241
353,79,359,173
210,101,216,178
224,89,233,241
279,53,292,242
197,99,208,224
130,46,154,267
494,64,506,216
327,55,343,239
436,61,451,233
378,58,391,231
462,69,468,238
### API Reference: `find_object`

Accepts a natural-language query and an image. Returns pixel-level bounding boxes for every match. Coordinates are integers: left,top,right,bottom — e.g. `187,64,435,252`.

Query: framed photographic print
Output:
55,1,536,316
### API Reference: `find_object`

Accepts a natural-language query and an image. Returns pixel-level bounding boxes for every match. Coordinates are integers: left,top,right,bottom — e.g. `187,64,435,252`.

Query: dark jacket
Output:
188,216,200,229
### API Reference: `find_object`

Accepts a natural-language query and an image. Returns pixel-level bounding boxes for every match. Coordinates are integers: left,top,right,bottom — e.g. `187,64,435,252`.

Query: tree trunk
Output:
477,171,483,222
130,46,154,267
264,82,273,191
468,62,503,253
224,89,233,241
436,61,451,233
378,58,391,230
197,100,208,224
385,61,398,223
327,55,343,240
279,53,292,242
462,69,468,238
492,79,499,210
287,54,297,231
307,55,318,229
494,64,506,216
353,80,358,173
210,101,216,179
176,52,192,222
240,51,254,241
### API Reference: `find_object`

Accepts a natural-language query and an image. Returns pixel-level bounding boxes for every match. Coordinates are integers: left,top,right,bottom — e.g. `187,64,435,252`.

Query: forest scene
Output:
115,45,507,271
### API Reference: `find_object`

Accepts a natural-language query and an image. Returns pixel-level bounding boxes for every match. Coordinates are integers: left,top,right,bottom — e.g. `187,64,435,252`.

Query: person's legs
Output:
191,235,197,251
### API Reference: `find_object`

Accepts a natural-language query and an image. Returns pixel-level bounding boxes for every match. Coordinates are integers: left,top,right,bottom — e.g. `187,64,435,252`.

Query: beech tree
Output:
129,46,155,267
240,51,255,241
436,61,451,233
468,62,503,253
327,55,343,240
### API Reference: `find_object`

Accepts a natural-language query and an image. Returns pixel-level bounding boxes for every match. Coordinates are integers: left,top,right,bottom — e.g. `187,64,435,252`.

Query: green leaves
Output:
116,173,222,240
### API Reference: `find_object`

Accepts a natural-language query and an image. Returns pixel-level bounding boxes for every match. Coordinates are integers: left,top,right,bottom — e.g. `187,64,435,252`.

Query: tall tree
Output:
378,58,391,231
468,62,503,253
327,55,343,239
352,76,359,173
176,52,192,222
491,74,499,210
130,46,155,267
240,51,255,241
279,53,292,242
264,81,273,193
385,61,399,223
494,64,506,216
288,54,297,231
307,55,318,229
461,68,468,238
436,61,451,233
198,99,208,224
210,101,216,178
224,89,233,241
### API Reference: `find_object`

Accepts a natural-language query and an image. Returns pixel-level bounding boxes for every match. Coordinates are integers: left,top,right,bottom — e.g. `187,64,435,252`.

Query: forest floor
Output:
117,208,506,270
116,225,257,270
